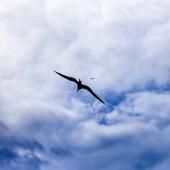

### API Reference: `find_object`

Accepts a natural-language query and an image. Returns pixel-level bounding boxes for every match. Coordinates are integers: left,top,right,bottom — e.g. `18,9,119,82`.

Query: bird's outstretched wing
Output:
54,71,78,83
81,84,105,104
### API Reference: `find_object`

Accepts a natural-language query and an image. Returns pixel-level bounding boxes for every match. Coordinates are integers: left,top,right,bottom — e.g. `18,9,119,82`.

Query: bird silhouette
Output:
54,71,105,104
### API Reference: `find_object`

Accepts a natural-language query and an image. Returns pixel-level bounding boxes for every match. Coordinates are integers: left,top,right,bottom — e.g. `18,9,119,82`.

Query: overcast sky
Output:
1,0,170,169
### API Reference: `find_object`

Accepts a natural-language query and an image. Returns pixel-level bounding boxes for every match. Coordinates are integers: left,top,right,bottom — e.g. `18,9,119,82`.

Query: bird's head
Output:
78,79,82,84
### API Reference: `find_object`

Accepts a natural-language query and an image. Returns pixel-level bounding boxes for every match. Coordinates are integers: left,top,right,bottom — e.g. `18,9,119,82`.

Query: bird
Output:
54,71,105,104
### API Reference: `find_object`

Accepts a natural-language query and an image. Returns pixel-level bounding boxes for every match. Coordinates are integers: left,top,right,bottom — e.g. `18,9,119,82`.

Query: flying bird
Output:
54,71,105,104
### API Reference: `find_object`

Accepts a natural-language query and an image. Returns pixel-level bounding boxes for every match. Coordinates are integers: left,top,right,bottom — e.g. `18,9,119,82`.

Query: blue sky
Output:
1,0,170,169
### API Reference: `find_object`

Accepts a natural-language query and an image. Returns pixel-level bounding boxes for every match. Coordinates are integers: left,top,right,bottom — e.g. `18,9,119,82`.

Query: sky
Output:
1,0,170,169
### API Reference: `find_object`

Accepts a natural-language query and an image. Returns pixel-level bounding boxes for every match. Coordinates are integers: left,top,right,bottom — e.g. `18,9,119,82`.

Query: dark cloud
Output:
0,147,18,163
50,147,73,158
0,121,45,170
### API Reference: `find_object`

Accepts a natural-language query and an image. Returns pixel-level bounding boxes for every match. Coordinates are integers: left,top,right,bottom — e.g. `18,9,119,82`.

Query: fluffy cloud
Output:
0,0,170,169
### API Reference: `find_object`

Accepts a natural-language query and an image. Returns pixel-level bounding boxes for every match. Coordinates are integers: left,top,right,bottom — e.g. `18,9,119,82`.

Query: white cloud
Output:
1,0,170,169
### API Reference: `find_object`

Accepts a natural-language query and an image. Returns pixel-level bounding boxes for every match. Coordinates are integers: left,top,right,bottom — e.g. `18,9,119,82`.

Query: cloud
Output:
0,0,170,169
0,121,45,170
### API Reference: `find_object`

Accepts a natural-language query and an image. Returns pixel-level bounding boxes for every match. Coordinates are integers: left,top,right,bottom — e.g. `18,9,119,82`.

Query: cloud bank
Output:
1,0,170,169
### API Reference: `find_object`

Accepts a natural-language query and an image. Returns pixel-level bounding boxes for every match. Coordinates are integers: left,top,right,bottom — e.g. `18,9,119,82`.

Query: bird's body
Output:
77,79,82,91
54,71,105,104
